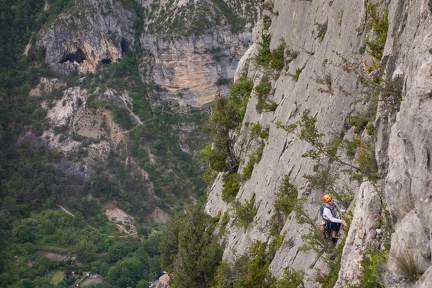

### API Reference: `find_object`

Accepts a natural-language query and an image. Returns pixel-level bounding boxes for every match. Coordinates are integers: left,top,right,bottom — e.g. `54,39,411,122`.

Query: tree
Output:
14,224,35,244
106,257,146,287
159,214,182,271
75,240,96,262
211,241,274,288
203,93,242,172
108,238,140,263
271,268,305,288
229,77,253,119
160,205,222,288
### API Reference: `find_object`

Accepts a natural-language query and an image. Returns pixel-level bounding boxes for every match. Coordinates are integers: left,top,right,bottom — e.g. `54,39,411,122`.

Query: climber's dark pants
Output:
329,222,341,234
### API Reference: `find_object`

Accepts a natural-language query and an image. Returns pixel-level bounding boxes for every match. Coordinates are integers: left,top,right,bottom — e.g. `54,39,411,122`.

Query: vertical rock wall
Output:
379,0,432,286
37,0,136,74
140,31,252,107
206,0,371,282
206,0,432,286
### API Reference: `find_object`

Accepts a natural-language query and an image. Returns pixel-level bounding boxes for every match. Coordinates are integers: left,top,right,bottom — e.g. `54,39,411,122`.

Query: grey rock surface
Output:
140,31,252,107
380,0,432,286
36,0,257,107
206,0,432,286
37,0,135,74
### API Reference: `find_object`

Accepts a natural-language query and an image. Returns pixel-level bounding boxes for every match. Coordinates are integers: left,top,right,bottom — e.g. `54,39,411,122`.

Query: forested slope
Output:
0,0,259,287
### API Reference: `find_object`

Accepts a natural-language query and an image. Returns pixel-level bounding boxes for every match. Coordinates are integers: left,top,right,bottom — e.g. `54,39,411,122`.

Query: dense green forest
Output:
0,0,279,286
0,0,210,287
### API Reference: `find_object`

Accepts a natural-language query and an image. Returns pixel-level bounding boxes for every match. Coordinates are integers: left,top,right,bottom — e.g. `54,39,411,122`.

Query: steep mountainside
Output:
37,0,260,107
0,1,263,285
205,0,432,287
24,0,261,220
3,0,432,286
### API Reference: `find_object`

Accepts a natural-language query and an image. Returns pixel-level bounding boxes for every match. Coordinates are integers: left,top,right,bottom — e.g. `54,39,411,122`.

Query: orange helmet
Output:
322,194,332,203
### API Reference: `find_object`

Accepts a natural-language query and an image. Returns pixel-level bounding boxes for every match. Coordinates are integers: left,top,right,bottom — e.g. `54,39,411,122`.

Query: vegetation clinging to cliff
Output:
234,193,257,230
364,1,389,65
201,77,253,200
146,0,259,36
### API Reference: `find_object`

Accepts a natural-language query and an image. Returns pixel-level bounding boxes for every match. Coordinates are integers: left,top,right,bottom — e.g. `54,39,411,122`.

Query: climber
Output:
320,194,349,243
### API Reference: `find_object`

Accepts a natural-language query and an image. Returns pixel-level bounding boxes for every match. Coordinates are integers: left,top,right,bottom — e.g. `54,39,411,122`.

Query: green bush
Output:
274,176,298,215
359,246,387,287
270,175,298,235
255,80,271,100
234,193,257,230
259,128,269,139
211,240,273,288
242,156,256,179
201,144,228,172
202,93,241,173
364,1,388,63
255,79,277,113
255,33,272,66
270,41,286,71
271,267,305,288
250,122,262,138
229,77,254,119
255,34,287,72
222,172,242,202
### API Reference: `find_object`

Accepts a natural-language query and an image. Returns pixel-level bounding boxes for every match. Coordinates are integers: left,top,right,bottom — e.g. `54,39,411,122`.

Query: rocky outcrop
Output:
140,30,252,107
205,0,432,286
40,84,136,178
379,0,432,286
335,182,382,287
207,0,370,277
37,0,136,74
36,0,259,107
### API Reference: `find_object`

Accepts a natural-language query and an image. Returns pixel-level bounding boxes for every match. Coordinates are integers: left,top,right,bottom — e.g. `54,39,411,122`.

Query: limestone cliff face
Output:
205,0,432,286
37,0,136,74
140,31,252,107
39,84,139,180
30,0,258,225
36,0,260,107
206,0,371,282
378,1,432,286
137,0,259,106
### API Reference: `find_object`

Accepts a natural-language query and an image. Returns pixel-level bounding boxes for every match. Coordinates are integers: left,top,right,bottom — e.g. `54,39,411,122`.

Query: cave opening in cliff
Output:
101,59,112,64
121,38,129,54
59,48,86,64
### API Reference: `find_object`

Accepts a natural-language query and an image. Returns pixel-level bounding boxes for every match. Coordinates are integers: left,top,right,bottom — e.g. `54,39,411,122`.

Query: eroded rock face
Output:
37,0,136,74
379,0,432,286
140,31,252,107
207,0,370,280
37,0,258,107
40,83,134,179
206,0,432,286
335,182,382,287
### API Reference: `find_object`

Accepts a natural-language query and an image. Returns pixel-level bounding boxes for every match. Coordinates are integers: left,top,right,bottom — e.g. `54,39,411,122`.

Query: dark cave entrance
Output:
59,48,86,64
